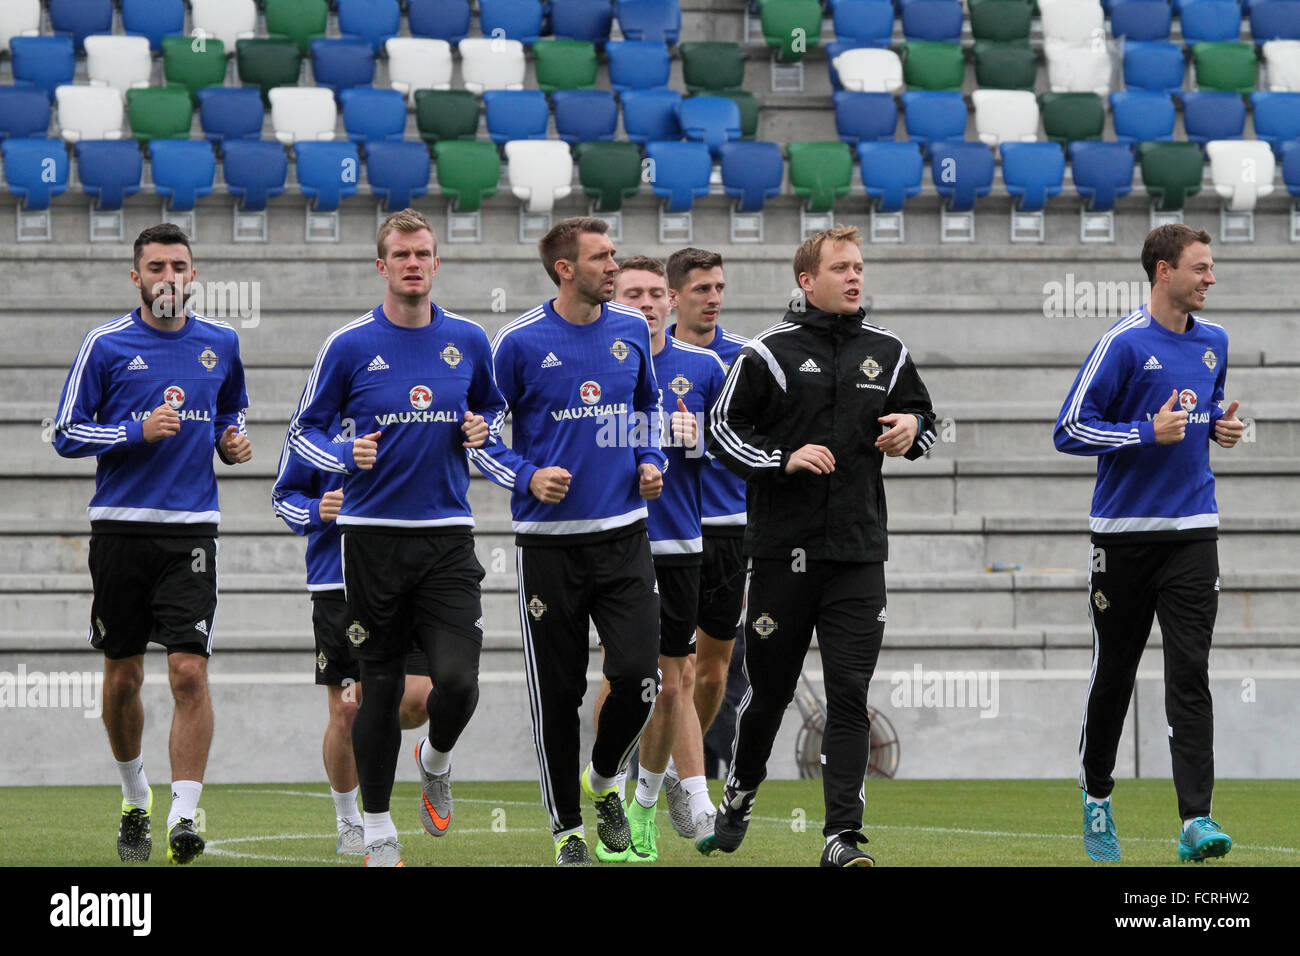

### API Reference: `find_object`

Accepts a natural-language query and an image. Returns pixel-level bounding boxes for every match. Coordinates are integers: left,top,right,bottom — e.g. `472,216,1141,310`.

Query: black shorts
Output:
655,559,700,658
697,532,746,641
313,591,432,685
88,533,217,659
341,529,485,663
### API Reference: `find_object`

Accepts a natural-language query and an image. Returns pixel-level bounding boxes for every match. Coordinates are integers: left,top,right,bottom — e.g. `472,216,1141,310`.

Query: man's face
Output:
799,240,864,315
132,243,195,319
671,266,725,337
1161,241,1215,313
377,228,439,299
615,269,671,337
561,231,619,304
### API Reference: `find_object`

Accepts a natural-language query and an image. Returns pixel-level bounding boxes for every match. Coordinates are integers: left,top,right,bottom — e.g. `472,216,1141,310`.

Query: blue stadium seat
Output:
1250,1,1300,41
295,141,361,210
407,0,472,43
1250,91,1300,157
337,0,402,54
622,88,683,144
901,90,967,149
1109,2,1173,42
310,38,377,97
49,0,113,55
10,37,76,100
122,0,187,53
930,141,994,210
718,141,784,211
825,40,870,93
607,41,672,91
832,0,896,48
644,140,712,211
340,88,407,144
552,89,619,144
1181,90,1246,143
1109,90,1176,145
479,0,545,46
221,140,288,210
1123,41,1187,93
1283,139,1300,196
366,140,431,210
833,91,899,147
1000,142,1065,211
858,141,923,211
1069,142,1135,210
677,96,742,156
1179,2,1243,44
0,87,51,140
198,88,266,145
1,138,68,208
483,90,550,144
901,1,964,43
149,140,217,211
616,0,682,44
76,140,143,209
552,0,616,44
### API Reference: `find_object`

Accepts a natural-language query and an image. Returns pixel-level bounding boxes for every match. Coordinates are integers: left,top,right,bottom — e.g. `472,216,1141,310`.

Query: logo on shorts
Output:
753,613,778,638
669,374,693,397
316,651,327,673
410,385,433,410
95,617,107,638
347,621,369,646
609,339,630,363
194,620,208,636
1179,389,1198,412
163,385,185,409
1203,348,1217,371
1092,590,1109,612
860,356,882,380
877,607,887,623
579,381,602,405
473,616,484,631
440,344,462,368
198,347,218,371
527,596,547,620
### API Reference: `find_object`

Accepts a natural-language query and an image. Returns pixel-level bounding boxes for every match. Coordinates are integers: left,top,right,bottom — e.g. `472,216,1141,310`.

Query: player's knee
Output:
334,695,360,727
167,657,208,703
104,665,144,700
656,673,682,712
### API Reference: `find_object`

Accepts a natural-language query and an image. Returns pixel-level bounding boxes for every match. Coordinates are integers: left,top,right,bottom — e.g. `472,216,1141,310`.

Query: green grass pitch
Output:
3,779,1296,867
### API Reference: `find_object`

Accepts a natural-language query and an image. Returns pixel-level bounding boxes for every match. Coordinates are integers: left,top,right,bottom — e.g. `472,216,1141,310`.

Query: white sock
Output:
665,756,679,780
167,780,202,829
614,768,628,801
419,738,451,776
588,765,617,793
363,811,398,844
1085,792,1110,805
116,755,150,809
681,775,712,819
635,769,664,809
332,787,362,827
554,826,583,844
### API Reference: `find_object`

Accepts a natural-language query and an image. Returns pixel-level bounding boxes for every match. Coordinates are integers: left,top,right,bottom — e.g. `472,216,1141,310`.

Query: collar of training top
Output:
783,303,867,333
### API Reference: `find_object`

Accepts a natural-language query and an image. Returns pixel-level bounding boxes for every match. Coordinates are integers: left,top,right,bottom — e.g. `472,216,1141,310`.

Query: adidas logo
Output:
1144,355,1162,370
799,358,821,373
876,608,887,623
126,355,149,371
541,351,562,368
368,355,390,371
194,620,208,636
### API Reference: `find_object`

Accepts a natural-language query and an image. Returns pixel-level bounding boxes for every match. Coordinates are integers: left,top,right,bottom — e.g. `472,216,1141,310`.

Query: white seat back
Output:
269,87,337,145
55,84,125,142
505,140,574,213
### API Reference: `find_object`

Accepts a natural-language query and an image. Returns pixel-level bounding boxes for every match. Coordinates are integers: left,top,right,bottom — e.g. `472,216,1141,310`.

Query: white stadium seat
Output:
1263,40,1300,91
1207,140,1275,211
1045,39,1113,96
0,0,41,52
505,140,574,213
972,89,1039,146
458,38,526,94
191,0,257,54
832,49,904,93
1039,0,1106,45
85,36,154,97
268,87,337,145
54,85,125,142
386,38,453,104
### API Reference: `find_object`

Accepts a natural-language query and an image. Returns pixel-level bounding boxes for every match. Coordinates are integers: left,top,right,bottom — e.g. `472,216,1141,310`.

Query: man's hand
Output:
142,403,180,443
1154,390,1187,444
784,444,835,475
219,424,252,463
671,397,699,448
319,489,343,523
875,413,918,457
462,410,488,448
1214,399,1243,448
353,431,381,470
638,462,663,500
529,466,572,504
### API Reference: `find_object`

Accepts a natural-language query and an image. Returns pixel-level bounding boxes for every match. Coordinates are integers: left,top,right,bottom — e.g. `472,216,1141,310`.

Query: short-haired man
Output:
485,218,666,865
286,209,498,866
1054,224,1243,863
706,225,936,866
52,224,252,864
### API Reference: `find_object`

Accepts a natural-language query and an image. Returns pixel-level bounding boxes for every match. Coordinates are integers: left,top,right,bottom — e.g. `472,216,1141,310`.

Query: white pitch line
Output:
226,788,539,808
206,828,503,864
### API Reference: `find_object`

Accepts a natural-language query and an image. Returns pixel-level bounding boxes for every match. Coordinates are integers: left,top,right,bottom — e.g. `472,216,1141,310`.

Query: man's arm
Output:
51,332,154,457
215,331,251,464
287,334,358,475
879,347,937,460
632,322,668,475
707,342,788,480
466,324,535,490
271,438,329,535
1054,340,1181,454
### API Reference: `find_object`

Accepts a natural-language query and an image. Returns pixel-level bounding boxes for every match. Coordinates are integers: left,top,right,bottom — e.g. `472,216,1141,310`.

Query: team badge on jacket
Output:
198,347,218,371
669,374,693,397
609,339,629,362
441,344,463,368
1202,349,1217,371
860,356,881,380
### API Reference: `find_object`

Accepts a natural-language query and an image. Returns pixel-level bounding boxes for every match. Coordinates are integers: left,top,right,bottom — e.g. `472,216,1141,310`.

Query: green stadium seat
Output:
264,0,328,55
126,87,194,142
1139,141,1204,211
759,0,824,63
970,0,1033,45
1038,92,1105,145
434,140,500,212
714,90,760,139
415,89,481,145
576,141,643,212
787,141,853,212
902,41,966,92
161,36,228,106
237,38,304,103
679,42,747,94
1192,42,1258,94
974,40,1038,90
533,39,599,92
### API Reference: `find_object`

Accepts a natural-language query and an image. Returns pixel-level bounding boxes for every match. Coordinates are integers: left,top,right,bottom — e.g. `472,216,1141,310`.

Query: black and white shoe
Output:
820,831,875,867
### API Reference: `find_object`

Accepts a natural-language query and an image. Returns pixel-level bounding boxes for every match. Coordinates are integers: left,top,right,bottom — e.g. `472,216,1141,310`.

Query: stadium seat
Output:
415,90,481,144
971,0,1034,44
972,89,1039,145
607,41,673,92
0,87,51,140
479,0,545,46
1109,90,1176,145
337,0,402,53
576,140,642,211
85,36,154,99
902,41,966,90
826,41,871,92
761,0,824,61
622,88,684,144
1181,2,1243,45
199,88,266,145
973,40,1038,90
1000,141,1065,210
149,139,216,211
679,42,747,93
859,140,923,216
269,87,338,144
930,140,995,210
1251,2,1300,42
385,38,453,104
56,86,125,143
366,140,432,210
552,0,616,44
122,0,186,53
126,86,193,142
1108,1,1173,42
718,140,784,210
645,140,712,211
192,0,258,54
504,139,573,218
677,96,742,156
832,1,895,48
340,88,406,144
899,91,966,150
1069,140,1135,210
901,2,964,43
49,0,113,55
1039,92,1105,144
1039,0,1104,43
534,40,599,92
458,38,527,94
483,90,550,144
295,140,360,210
265,0,328,55
1250,91,1300,156
1192,42,1258,92
1122,41,1186,93
408,0,472,44
1181,90,1247,142
787,141,854,212
834,48,905,92
10,37,76,100
1138,140,1204,210
1206,139,1274,209
718,90,761,140
552,89,619,144
834,91,899,147
1263,40,1300,90
237,38,304,102
310,38,376,98
1,137,69,210
221,139,288,209
162,35,229,105
616,0,682,44
1282,139,1300,197
1045,40,1112,95
76,140,143,209
435,139,501,212
0,1,41,57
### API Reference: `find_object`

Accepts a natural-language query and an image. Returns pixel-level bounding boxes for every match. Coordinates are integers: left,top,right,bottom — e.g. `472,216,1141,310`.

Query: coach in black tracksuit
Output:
705,226,937,867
